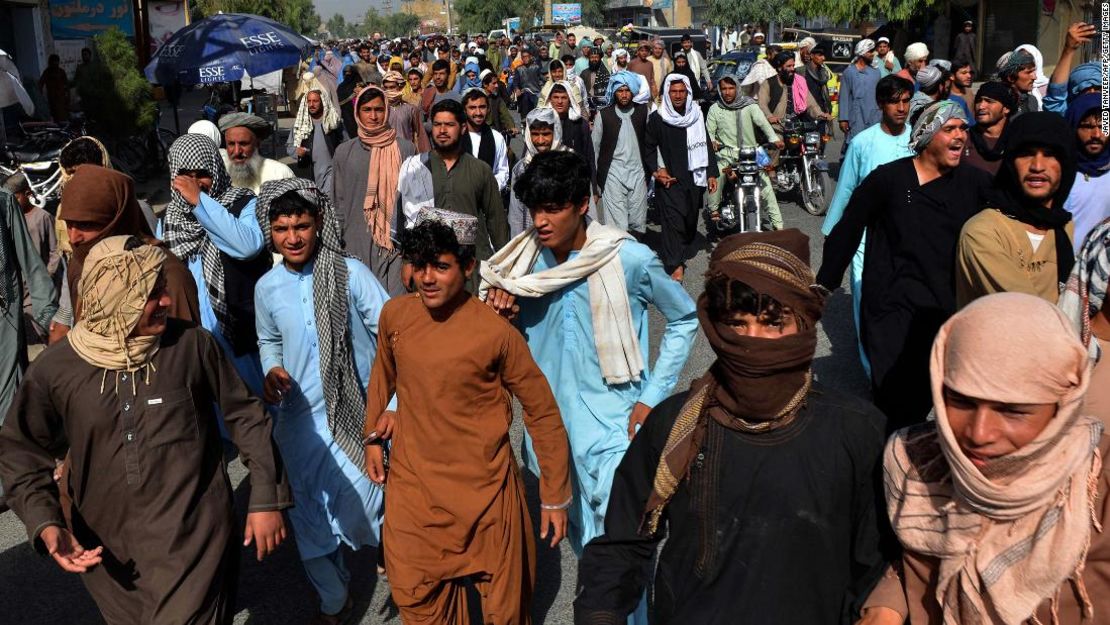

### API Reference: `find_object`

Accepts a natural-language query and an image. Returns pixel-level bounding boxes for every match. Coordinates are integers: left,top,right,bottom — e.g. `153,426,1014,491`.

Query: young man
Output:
627,44,656,101
482,150,697,559
397,99,507,291
381,70,430,152
419,59,461,123
803,44,833,128
1044,22,1099,115
864,292,1110,624
953,20,977,67
287,80,344,193
574,229,888,624
706,73,783,232
591,75,651,234
998,48,1040,115
948,60,974,122
538,59,588,115
254,179,389,625
362,210,572,625
481,69,517,137
332,86,418,296
609,49,652,105
546,83,595,186
1063,93,1110,249
838,39,882,146
354,43,382,85
821,75,915,377
680,34,712,92
509,108,569,237
459,88,510,193
645,75,719,281
908,65,951,121
512,48,544,117
0,235,289,624
648,40,672,104
161,134,271,395
956,112,1076,307
963,81,1014,175
218,112,295,193
818,100,993,430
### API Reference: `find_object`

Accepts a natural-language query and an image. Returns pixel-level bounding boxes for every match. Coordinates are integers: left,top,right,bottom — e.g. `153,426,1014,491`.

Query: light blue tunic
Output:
517,240,698,554
821,123,914,377
157,193,267,396
837,63,882,145
254,257,389,561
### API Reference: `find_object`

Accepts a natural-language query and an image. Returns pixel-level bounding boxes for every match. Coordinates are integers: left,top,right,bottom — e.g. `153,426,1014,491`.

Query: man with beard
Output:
956,112,1077,307
460,89,510,194
332,87,417,296
821,75,915,377
998,48,1040,115
381,70,429,152
948,60,975,123
628,44,656,102
573,229,888,625
579,47,611,114
354,43,383,85
397,99,507,292
1063,93,1110,249
161,134,272,396
837,40,882,147
609,49,651,105
759,52,828,140
546,83,595,188
512,48,544,118
287,80,344,193
706,74,784,231
962,81,1014,175
818,100,994,429
419,59,460,125
591,74,651,234
872,37,901,77
217,112,294,194
645,75,719,281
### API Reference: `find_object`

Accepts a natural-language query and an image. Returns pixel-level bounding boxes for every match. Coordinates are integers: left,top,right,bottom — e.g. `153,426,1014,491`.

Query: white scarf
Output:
479,220,644,385
659,74,708,187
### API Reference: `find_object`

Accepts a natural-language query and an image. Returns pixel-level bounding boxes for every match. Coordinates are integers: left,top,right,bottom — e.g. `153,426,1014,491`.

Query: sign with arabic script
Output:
50,0,135,40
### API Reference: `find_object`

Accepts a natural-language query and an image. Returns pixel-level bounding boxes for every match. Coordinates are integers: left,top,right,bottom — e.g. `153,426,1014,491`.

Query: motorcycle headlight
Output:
742,175,755,183
805,132,820,145
787,136,800,145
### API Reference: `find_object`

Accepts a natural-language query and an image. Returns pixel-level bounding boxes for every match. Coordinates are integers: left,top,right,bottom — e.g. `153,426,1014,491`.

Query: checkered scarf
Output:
162,134,255,340
1060,217,1110,361
256,178,368,469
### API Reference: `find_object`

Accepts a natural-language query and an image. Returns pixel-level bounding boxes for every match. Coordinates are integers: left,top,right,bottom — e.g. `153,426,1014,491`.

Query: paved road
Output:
0,138,869,625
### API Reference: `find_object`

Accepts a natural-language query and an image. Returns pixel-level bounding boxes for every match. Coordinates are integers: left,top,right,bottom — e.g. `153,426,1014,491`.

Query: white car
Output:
488,29,507,41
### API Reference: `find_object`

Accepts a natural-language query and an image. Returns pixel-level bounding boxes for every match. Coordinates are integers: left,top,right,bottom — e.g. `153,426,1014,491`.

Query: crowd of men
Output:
0,17,1109,625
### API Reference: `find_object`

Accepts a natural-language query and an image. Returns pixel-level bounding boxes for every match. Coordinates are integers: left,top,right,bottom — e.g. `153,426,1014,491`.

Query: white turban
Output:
905,42,929,63
186,120,222,148
799,37,817,51
855,39,875,57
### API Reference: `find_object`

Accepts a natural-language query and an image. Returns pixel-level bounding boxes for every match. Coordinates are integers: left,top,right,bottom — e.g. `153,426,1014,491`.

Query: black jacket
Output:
644,111,719,187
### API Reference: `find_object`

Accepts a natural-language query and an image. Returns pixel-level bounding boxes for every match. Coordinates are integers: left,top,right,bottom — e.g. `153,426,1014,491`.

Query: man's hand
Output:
243,511,286,562
485,286,519,321
539,507,568,548
171,176,202,207
855,607,904,625
263,367,292,405
712,140,721,152
372,410,396,441
884,57,894,71
40,525,102,573
1065,22,1096,50
653,168,675,188
365,443,387,484
774,139,785,150
707,177,718,194
627,401,652,439
295,146,309,159
767,115,780,124
839,120,850,134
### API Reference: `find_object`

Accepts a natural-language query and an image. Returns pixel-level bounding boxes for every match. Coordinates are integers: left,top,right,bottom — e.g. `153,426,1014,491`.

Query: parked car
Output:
622,27,710,60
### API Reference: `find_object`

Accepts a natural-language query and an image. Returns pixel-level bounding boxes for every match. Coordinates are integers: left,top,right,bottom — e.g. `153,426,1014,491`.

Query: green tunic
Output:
705,102,783,229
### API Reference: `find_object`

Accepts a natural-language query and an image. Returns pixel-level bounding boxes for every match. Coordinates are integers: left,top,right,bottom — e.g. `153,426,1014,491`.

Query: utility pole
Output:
444,0,452,32
544,0,553,25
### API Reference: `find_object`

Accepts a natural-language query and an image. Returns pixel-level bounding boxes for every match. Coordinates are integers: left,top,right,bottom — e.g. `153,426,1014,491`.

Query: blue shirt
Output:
254,257,390,560
823,123,915,235
1065,172,1110,252
838,63,882,144
516,240,698,552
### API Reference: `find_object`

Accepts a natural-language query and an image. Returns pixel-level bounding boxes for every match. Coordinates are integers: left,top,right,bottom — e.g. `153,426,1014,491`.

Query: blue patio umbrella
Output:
145,12,313,86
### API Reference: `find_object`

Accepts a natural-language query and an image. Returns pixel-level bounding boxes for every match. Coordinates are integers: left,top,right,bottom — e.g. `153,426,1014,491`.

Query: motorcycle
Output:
771,115,832,216
712,144,773,240
0,118,82,214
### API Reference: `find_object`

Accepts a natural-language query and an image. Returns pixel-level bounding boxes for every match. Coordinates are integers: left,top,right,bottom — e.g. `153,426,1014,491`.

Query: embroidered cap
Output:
413,207,479,246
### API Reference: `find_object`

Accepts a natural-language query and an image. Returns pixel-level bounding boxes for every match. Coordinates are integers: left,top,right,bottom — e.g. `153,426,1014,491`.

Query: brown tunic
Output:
864,433,1110,624
365,294,571,624
0,321,291,625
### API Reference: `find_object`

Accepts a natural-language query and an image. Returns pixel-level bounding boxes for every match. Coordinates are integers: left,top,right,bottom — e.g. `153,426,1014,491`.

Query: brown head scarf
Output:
885,292,1103,625
641,229,827,534
62,165,155,307
355,86,401,251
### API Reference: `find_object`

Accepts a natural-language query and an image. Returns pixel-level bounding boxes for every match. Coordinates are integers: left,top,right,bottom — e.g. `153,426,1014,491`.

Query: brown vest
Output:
596,103,650,189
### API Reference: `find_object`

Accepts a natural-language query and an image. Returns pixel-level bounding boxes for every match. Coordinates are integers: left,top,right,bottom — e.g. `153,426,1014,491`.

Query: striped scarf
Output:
256,178,368,469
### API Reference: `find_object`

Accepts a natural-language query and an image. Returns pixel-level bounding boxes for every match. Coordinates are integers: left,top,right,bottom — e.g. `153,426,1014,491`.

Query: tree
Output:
326,13,351,37
789,0,941,23
705,0,796,30
191,0,321,36
76,28,157,138
364,8,421,38
455,0,541,34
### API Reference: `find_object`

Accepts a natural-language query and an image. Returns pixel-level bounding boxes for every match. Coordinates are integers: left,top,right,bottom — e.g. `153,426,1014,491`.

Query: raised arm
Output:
192,195,265,260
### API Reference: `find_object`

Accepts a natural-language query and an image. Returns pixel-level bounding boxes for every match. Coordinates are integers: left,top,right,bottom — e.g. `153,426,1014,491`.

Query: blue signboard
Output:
552,3,582,24
652,0,673,8
50,0,135,39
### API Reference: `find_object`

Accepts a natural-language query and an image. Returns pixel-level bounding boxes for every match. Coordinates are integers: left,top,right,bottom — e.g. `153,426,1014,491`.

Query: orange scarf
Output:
355,86,401,251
